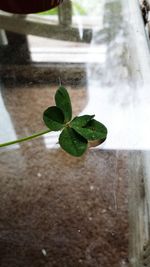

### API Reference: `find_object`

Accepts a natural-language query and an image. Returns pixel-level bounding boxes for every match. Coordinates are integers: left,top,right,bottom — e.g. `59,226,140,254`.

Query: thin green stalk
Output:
0,129,51,148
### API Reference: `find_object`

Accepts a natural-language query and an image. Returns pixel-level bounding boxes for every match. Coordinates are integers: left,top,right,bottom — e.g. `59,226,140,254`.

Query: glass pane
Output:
0,0,149,266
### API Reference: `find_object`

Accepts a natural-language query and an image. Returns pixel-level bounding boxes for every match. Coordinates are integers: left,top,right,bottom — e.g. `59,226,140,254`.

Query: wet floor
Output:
0,0,150,266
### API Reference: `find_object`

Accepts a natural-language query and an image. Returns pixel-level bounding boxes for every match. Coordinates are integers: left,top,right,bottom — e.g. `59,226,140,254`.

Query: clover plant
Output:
0,86,107,157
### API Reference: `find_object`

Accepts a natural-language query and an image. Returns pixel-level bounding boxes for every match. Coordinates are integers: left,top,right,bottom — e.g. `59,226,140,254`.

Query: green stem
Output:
0,129,51,148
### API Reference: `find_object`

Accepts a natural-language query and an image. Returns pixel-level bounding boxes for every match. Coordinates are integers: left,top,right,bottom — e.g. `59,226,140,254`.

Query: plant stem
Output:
0,129,51,148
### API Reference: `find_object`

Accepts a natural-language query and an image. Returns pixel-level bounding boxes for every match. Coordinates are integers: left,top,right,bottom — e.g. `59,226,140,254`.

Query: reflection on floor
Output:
0,90,18,150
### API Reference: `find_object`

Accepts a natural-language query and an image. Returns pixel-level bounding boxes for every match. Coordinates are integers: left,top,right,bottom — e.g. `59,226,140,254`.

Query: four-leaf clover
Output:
43,86,107,157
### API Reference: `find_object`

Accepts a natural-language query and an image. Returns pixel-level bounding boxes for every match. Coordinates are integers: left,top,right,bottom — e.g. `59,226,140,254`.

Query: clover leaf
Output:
71,119,108,141
43,106,64,131
59,128,88,157
55,86,72,123
42,87,108,157
70,115,95,128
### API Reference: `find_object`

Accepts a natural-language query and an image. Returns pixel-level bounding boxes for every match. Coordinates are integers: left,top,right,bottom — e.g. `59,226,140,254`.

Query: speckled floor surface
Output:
0,147,129,267
0,84,129,267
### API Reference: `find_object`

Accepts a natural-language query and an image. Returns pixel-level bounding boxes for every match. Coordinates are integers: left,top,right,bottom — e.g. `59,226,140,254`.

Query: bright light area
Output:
0,90,19,150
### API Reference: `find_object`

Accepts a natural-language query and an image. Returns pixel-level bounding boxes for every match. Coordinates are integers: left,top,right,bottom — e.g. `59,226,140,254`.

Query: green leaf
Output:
55,86,72,123
59,127,88,157
71,119,107,141
70,115,95,128
43,106,64,131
